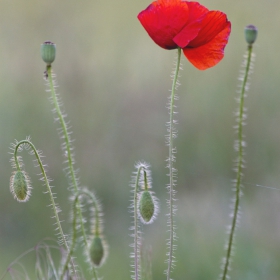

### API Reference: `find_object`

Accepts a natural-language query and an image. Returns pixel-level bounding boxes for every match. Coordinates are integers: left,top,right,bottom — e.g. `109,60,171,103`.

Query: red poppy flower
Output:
138,0,231,70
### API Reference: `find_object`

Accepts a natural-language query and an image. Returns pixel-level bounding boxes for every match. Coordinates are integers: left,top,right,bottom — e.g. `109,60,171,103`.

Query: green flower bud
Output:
89,235,105,267
139,190,155,224
41,41,56,65
244,25,258,45
10,171,31,202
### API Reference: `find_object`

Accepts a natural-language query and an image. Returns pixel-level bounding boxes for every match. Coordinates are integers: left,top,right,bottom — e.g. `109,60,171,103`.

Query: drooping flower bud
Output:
89,235,106,267
244,25,258,45
138,190,156,224
10,171,31,202
41,41,56,65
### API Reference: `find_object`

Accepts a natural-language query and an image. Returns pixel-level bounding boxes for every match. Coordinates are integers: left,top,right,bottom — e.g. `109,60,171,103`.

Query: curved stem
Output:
13,140,77,278
62,189,99,280
143,171,148,191
221,44,253,280
47,66,88,247
166,48,181,280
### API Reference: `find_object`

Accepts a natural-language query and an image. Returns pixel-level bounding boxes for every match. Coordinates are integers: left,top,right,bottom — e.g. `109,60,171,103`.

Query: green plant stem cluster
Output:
131,163,158,280
8,52,107,279
11,139,77,278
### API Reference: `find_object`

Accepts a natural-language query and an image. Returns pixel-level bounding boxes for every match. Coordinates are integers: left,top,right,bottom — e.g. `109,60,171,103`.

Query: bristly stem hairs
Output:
41,41,106,278
166,47,181,280
45,63,88,247
130,162,158,280
62,188,107,280
221,25,257,280
9,138,77,278
42,41,103,254
41,41,89,251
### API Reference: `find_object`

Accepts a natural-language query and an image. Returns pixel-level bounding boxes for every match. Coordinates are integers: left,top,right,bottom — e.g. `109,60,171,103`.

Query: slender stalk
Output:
221,44,253,280
166,48,181,280
13,140,77,278
61,195,79,280
134,165,145,280
62,189,99,280
46,66,88,247
1,243,59,280
0,247,36,280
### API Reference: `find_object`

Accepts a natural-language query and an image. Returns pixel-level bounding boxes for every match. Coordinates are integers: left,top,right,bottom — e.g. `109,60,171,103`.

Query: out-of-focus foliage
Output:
1,0,280,279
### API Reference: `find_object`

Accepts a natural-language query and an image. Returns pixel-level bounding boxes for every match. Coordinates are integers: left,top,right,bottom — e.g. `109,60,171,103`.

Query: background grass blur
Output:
1,0,280,279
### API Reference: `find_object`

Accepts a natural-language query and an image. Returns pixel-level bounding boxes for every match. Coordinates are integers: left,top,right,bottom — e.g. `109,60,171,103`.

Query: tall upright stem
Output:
166,48,181,280
47,66,88,247
221,44,253,280
134,165,144,280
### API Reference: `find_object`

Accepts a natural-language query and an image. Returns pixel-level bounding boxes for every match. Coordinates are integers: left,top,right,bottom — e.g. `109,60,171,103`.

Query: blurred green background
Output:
1,0,280,279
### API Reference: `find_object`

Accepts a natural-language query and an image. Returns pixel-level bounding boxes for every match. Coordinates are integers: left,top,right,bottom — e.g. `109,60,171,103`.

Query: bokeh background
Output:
1,0,280,279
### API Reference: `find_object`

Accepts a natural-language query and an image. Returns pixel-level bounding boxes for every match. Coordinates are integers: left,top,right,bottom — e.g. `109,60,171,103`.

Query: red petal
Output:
138,0,189,49
183,20,231,70
173,19,204,48
188,11,230,47
186,1,209,23
172,2,209,48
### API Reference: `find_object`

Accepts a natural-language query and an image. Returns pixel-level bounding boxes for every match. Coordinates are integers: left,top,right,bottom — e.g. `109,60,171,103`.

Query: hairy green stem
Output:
166,48,181,280
47,66,88,247
221,44,253,280
134,165,145,280
62,189,99,280
13,140,77,278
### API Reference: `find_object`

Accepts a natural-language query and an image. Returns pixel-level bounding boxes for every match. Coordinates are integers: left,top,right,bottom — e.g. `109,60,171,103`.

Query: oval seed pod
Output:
89,235,105,267
139,190,155,224
244,25,258,45
41,41,56,65
10,171,31,202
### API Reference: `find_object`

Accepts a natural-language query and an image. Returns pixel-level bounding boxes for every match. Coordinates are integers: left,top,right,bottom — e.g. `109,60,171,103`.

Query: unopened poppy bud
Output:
139,190,155,224
41,41,56,65
10,171,31,202
244,25,258,45
89,235,105,267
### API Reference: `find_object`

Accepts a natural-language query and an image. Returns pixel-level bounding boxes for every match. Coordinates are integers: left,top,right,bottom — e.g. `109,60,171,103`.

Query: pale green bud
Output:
244,25,258,45
89,235,106,267
139,190,155,224
41,41,56,65
10,171,31,202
